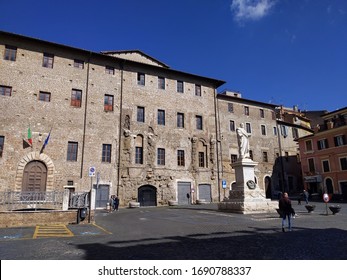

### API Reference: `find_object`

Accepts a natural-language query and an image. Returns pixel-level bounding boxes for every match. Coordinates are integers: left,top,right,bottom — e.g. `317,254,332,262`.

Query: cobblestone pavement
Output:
0,202,347,260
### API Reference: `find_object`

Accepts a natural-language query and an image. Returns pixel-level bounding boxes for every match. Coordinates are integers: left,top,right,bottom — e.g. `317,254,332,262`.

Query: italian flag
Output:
27,127,32,145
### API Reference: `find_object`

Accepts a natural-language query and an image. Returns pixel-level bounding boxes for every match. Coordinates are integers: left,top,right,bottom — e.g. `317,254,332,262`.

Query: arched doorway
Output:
22,160,47,192
265,176,272,199
325,178,334,194
138,185,157,206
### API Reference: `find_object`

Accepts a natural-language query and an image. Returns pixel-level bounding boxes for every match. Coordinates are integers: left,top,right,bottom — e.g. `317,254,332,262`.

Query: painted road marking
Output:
33,224,74,239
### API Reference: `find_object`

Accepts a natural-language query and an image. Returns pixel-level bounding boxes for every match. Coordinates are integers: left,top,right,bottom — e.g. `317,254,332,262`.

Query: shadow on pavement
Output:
75,227,347,260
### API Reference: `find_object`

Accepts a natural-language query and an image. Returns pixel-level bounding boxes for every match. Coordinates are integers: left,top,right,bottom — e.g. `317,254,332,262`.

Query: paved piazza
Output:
0,202,347,260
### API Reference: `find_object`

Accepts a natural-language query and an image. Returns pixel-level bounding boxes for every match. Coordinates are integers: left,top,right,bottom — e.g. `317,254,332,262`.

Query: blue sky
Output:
1,0,346,111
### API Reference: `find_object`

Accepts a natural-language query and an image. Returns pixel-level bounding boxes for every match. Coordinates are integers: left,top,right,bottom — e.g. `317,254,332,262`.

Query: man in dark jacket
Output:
279,192,293,232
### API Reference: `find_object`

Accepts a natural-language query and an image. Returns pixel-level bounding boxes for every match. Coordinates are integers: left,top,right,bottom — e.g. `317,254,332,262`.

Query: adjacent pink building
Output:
297,107,347,199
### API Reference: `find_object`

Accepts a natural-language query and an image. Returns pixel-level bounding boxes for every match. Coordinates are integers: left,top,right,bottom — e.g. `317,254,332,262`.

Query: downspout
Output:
80,52,91,178
214,89,222,202
116,61,124,196
276,122,287,193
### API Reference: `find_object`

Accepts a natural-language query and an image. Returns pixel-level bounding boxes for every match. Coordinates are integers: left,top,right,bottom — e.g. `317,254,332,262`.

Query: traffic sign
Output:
89,166,96,177
222,180,227,189
323,193,329,203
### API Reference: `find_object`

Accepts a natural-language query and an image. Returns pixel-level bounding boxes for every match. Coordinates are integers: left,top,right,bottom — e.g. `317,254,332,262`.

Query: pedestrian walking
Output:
279,192,293,232
113,196,119,211
303,189,309,204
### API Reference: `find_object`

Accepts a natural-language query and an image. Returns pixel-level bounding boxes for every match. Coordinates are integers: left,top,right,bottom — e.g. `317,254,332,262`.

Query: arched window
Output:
325,178,334,194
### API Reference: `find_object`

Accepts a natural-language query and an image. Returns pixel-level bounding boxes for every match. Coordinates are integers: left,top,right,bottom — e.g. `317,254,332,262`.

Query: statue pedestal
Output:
218,159,277,214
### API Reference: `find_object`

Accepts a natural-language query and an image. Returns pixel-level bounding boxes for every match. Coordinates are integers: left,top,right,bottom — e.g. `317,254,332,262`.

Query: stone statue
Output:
236,123,250,159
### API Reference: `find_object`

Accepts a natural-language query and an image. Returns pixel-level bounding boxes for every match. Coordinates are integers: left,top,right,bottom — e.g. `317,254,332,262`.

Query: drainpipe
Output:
214,90,222,202
116,61,124,197
276,122,287,193
80,52,92,179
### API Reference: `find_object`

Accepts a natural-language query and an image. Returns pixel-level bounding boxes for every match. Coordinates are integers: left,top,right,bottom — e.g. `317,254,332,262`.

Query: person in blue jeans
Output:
279,192,293,232
303,189,309,204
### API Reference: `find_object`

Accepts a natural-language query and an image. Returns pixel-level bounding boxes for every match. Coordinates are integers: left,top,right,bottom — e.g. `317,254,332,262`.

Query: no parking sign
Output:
89,166,96,177
323,193,329,203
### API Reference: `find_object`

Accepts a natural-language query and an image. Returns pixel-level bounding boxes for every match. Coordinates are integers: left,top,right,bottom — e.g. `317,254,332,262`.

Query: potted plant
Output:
305,204,316,213
329,205,341,215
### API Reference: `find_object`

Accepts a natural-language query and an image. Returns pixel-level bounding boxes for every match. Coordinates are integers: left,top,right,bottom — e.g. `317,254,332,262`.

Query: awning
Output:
304,175,322,183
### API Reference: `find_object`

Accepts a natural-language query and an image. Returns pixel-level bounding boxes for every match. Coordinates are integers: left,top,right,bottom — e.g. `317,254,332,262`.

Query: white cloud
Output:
231,0,277,23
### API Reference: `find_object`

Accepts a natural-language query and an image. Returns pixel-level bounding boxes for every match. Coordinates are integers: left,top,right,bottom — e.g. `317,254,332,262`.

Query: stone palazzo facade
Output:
0,31,311,208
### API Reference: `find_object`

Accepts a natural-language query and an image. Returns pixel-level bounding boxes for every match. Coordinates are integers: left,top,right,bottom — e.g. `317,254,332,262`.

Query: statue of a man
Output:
236,123,250,159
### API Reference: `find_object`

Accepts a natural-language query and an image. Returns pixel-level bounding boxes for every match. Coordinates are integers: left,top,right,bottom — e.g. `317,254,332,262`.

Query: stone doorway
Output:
138,185,157,207
265,176,272,199
22,160,47,192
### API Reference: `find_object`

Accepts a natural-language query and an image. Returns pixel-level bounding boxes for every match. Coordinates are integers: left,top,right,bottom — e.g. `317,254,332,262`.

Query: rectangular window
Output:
231,154,237,163
137,73,145,86
135,147,143,164
246,123,252,134
228,103,234,113
102,144,112,163
340,157,347,170
137,106,145,122
322,160,330,172
158,76,165,89
73,59,84,69
67,142,78,161
195,84,201,96
4,45,17,61
71,89,82,107
157,148,165,165
292,127,299,139
177,113,184,128
261,125,266,136
308,158,315,173
196,115,203,130
177,150,185,166
230,120,235,131
39,91,51,102
0,136,4,157
177,80,184,93
273,127,277,136
105,66,114,75
260,109,264,118
317,139,329,150
334,135,346,147
244,106,249,116
104,95,114,112
43,53,54,68
272,111,276,120
158,109,165,125
0,85,12,96
305,140,313,151
198,152,205,167
262,151,268,162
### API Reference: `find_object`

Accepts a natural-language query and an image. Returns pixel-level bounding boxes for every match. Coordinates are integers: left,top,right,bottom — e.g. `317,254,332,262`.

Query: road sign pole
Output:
88,166,96,223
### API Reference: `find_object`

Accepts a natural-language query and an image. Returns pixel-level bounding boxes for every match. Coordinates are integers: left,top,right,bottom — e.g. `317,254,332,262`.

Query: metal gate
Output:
138,185,157,206
177,182,191,205
198,184,212,202
94,184,110,208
